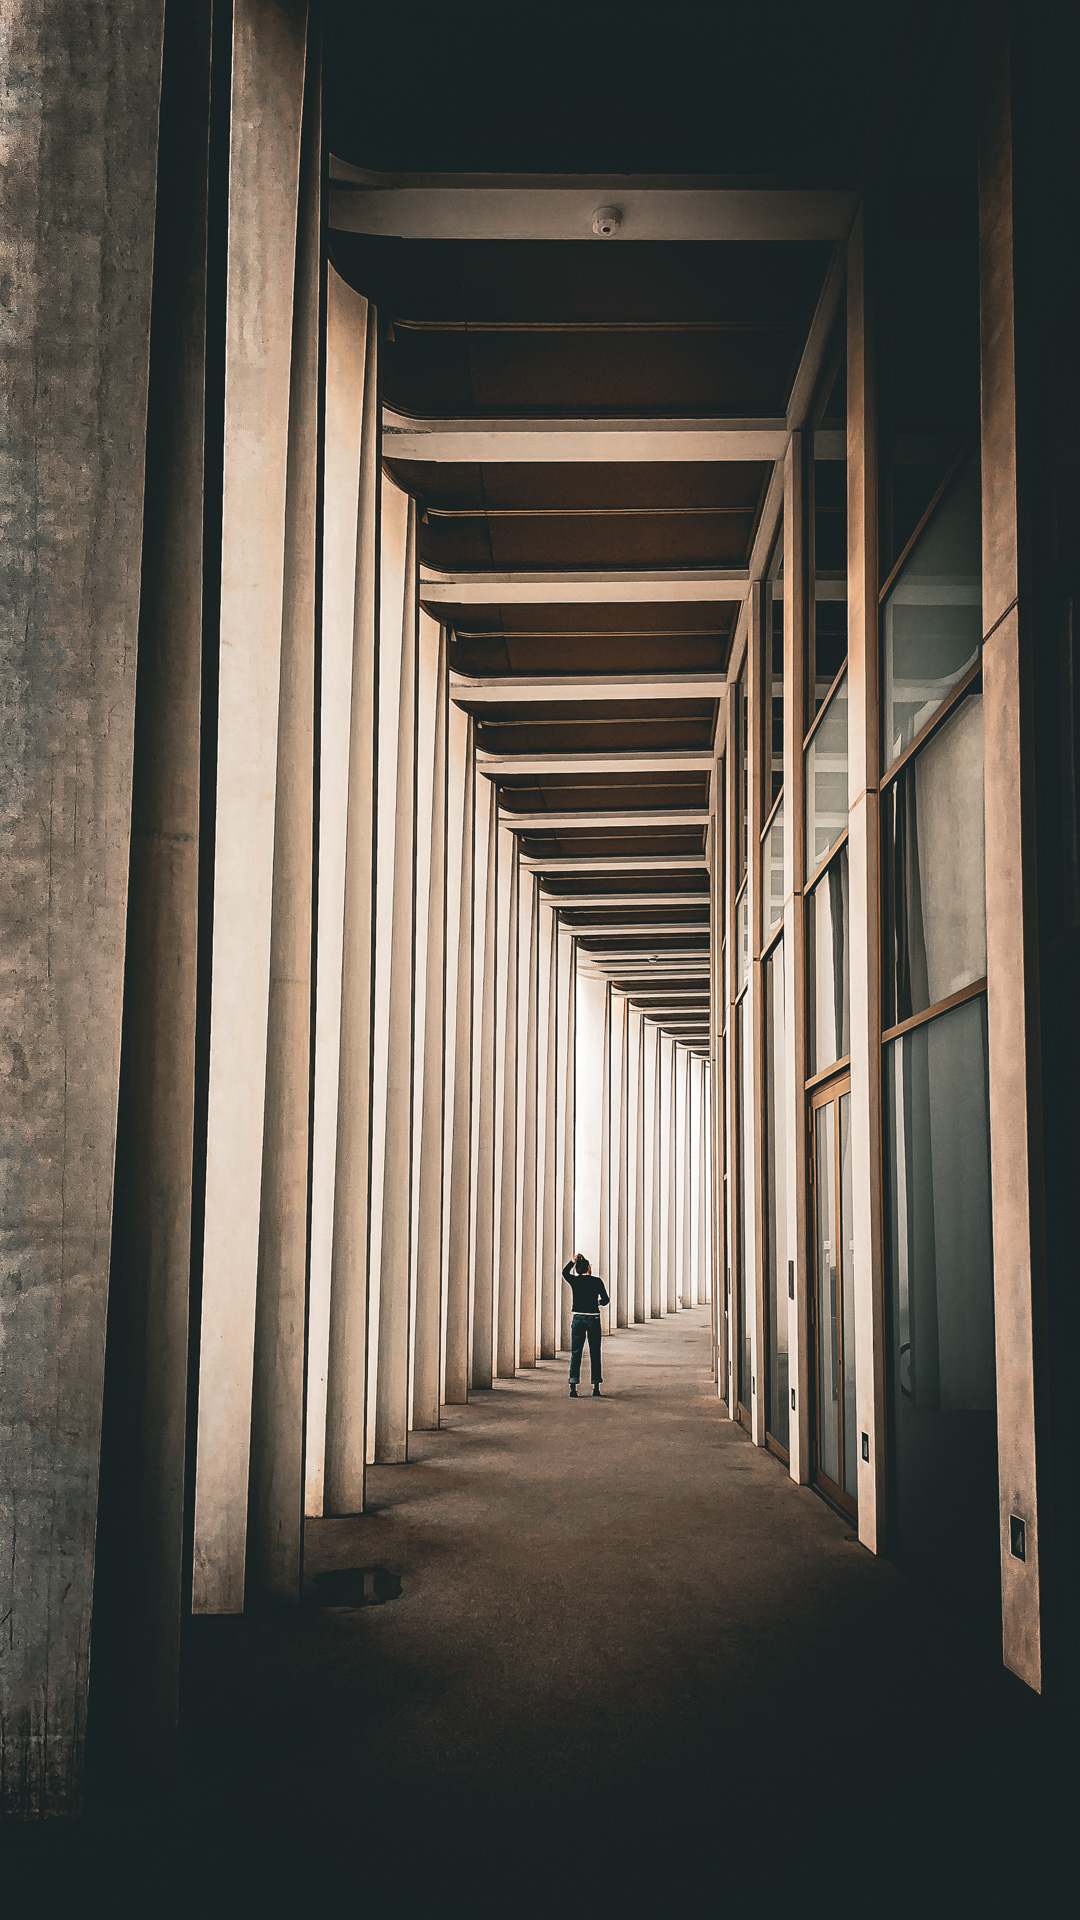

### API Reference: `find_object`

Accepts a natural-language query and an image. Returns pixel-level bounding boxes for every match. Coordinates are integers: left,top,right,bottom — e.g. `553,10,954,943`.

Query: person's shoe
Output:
569,1384,578,1397
592,1385,602,1397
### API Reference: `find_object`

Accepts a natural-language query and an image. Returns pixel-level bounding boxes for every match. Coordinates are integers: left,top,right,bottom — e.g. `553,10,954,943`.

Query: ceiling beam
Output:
420,573,748,606
452,673,725,703
328,168,857,243
541,891,707,907
478,751,713,775
522,855,706,873
560,920,708,934
385,412,788,464
499,809,707,831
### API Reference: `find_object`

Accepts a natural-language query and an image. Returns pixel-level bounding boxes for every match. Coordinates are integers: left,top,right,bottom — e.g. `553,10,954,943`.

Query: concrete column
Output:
518,878,541,1366
681,1048,694,1305
783,434,812,1485
649,1024,663,1317
372,499,419,1464
497,831,520,1379
323,300,379,1515
746,581,766,1446
472,784,499,1389
246,37,320,1608
559,931,577,1352
703,1067,711,1305
92,0,206,1752
846,210,888,1548
413,621,448,1429
598,985,613,1332
615,998,631,1327
980,35,1049,1691
633,1010,647,1323
539,906,560,1358
575,970,607,1278
666,1037,679,1313
304,276,367,1516
443,719,475,1404
193,0,308,1612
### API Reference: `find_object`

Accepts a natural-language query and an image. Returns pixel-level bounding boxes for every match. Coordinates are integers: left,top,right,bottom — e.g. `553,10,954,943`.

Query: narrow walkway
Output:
9,1310,1061,1910
186,1310,1056,1903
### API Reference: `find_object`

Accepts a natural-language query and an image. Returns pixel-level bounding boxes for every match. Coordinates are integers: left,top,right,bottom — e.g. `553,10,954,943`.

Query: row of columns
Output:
575,981,713,1328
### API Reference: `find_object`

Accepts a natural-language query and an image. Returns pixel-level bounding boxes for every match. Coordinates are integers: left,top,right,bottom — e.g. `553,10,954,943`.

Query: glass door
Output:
809,1078,857,1517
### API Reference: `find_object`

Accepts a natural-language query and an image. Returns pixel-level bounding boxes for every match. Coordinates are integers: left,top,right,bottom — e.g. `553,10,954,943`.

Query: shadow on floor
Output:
3,1309,1069,1911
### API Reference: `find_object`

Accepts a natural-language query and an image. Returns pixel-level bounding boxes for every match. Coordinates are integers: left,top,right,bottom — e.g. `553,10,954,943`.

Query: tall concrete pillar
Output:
633,1010,647,1323
518,878,541,1366
598,985,613,1331
443,719,475,1404
681,1048,694,1305
306,274,369,1517
193,0,309,1612
323,299,379,1515
497,832,520,1379
575,970,607,1278
647,1024,663,1317
559,932,577,1352
246,33,320,1607
540,906,560,1358
92,0,207,1753
413,621,449,1429
372,500,419,1464
472,784,499,1389
666,1037,679,1313
615,997,631,1327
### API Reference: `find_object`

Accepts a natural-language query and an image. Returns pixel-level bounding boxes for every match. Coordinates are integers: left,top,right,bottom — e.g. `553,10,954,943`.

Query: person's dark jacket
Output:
561,1261,610,1313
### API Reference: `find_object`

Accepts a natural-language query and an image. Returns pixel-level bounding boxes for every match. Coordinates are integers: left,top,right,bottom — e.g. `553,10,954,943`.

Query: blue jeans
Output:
569,1313,602,1385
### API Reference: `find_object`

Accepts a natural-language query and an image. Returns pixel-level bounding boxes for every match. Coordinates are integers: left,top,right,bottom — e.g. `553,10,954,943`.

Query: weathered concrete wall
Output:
0,0,165,1813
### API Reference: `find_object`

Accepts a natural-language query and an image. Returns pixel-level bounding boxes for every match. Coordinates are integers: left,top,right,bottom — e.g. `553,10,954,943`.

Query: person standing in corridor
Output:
562,1253,609,1398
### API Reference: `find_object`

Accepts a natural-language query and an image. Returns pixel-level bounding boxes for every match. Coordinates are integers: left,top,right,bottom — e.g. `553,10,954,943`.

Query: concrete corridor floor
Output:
8,1307,1069,1911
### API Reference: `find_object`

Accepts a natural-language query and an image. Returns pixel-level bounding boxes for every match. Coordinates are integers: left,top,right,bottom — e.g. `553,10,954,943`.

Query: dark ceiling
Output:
323,2,939,182
439,602,735,677
331,238,832,417
390,460,769,571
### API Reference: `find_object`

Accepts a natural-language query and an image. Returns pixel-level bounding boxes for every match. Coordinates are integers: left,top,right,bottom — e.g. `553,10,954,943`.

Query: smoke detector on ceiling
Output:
592,205,621,237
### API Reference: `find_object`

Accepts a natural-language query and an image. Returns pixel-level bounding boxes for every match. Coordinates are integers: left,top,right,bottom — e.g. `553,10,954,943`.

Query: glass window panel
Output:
735,664,749,884
735,883,748,993
883,994,997,1597
811,457,848,715
765,799,785,932
882,453,982,768
766,535,785,805
735,996,752,1410
808,844,850,1076
839,1092,857,1498
805,673,848,879
884,690,986,1026
764,942,789,1450
813,1102,840,1487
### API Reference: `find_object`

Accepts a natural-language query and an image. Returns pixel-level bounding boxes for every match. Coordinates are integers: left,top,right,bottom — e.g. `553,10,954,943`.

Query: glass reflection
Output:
808,845,850,1075
735,882,748,993
764,943,789,1450
839,1092,857,1498
811,456,848,715
882,453,982,768
805,673,848,879
766,799,785,932
735,996,752,1411
883,994,996,1593
884,690,986,1026
766,535,785,804
814,1102,840,1487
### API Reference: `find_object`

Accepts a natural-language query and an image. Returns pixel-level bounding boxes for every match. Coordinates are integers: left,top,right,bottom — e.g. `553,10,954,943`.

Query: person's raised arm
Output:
562,1259,575,1283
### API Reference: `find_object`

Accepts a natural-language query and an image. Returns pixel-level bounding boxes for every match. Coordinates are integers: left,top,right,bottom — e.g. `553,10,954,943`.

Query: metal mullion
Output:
878,659,983,793
880,976,987,1047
